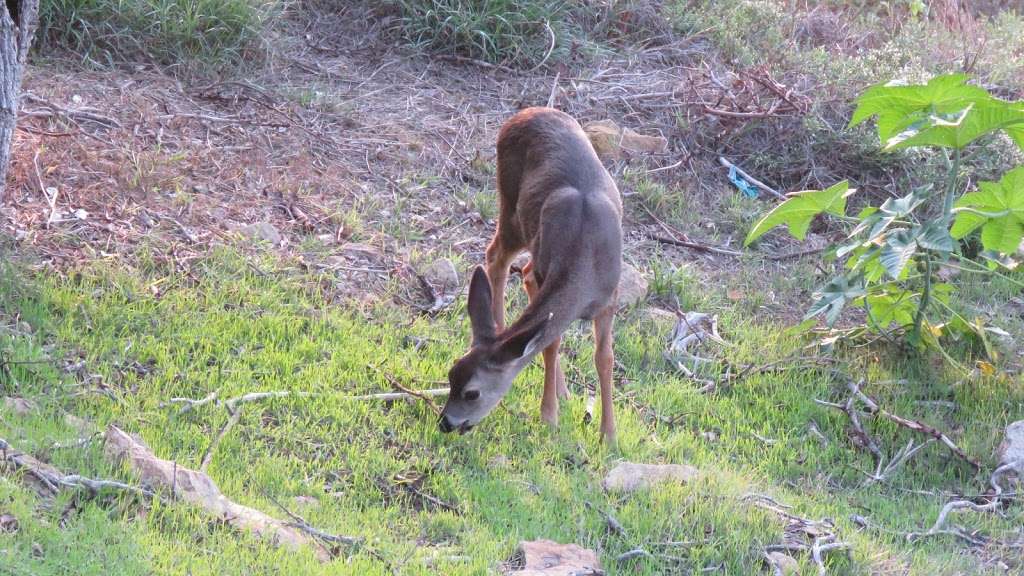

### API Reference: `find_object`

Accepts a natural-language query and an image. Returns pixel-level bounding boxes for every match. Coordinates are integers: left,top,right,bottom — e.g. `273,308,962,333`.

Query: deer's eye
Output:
463,389,480,401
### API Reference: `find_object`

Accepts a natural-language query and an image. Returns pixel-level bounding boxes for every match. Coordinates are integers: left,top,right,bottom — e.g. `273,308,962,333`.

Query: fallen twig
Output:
104,425,331,561
266,491,362,548
638,201,743,257
907,463,1016,544
816,377,981,484
0,437,150,498
844,379,980,471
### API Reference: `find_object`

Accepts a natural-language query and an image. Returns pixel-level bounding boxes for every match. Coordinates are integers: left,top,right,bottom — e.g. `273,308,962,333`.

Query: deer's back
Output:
496,107,621,242
496,108,622,315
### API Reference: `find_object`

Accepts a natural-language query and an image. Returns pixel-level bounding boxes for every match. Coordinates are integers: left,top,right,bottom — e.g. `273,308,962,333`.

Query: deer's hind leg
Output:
593,303,616,445
522,260,567,427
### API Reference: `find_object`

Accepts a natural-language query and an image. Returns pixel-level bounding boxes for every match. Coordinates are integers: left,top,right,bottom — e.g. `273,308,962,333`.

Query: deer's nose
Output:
438,414,455,433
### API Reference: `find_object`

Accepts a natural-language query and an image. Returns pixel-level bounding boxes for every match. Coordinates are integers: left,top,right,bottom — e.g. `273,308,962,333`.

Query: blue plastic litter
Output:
728,164,760,198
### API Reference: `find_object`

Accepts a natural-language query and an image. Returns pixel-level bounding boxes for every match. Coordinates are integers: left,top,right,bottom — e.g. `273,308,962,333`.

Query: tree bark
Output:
0,0,40,203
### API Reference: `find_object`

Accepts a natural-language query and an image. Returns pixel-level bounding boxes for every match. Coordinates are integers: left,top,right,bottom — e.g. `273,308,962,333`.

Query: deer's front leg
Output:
485,238,514,331
593,305,616,444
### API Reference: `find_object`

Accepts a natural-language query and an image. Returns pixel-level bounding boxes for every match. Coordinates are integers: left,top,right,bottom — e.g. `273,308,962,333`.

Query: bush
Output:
386,0,586,67
36,0,275,72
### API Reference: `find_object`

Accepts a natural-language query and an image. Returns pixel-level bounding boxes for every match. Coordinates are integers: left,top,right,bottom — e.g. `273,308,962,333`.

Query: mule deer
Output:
438,107,623,443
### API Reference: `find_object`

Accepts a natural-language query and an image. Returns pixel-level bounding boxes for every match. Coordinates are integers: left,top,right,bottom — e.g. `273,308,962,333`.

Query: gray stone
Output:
603,461,698,493
766,552,800,575
510,539,601,576
617,263,648,308
240,222,284,246
423,258,460,292
997,420,1024,476
3,397,35,415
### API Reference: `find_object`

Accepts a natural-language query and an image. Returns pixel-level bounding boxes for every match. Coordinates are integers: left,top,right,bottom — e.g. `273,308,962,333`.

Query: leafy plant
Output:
745,74,1024,356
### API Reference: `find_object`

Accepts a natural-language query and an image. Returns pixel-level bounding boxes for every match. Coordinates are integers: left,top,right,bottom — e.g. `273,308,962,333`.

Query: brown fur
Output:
439,107,623,443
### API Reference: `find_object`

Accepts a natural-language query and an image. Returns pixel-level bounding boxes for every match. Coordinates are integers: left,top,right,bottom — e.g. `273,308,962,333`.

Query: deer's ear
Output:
495,313,550,363
467,266,496,344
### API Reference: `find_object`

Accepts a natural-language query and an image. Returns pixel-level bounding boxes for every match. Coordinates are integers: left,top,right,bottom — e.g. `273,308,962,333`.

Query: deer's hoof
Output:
541,406,559,428
600,428,617,447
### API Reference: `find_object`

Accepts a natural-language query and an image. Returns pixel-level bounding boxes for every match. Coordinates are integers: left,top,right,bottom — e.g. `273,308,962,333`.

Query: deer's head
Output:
439,266,548,434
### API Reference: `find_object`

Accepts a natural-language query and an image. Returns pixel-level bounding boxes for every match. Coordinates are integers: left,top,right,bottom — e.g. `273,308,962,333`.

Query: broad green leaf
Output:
805,275,866,326
917,220,954,252
856,288,917,328
981,217,1024,254
879,229,918,279
744,181,854,245
850,74,987,139
951,166,1024,253
884,99,1024,151
851,74,1024,151
930,282,954,305
852,188,928,241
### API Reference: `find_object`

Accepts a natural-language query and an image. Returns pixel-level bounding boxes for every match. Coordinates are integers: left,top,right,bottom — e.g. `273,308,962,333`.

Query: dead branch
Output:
165,385,448,468
816,377,981,484
104,425,331,561
767,246,826,261
265,491,363,548
0,437,150,499
383,374,442,415
907,463,1016,544
22,94,122,128
200,409,242,473
163,388,450,415
744,493,850,571
844,379,981,471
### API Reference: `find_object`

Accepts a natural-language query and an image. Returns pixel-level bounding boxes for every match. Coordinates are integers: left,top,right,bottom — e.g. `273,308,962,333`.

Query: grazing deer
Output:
438,107,623,443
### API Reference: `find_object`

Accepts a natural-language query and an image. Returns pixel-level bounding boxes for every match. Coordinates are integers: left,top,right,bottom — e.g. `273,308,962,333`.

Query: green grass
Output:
1,249,1021,574
36,0,275,72
383,0,590,67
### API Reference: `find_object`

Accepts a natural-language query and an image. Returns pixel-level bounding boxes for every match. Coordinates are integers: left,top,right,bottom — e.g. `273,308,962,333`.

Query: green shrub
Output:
386,0,588,67
36,0,275,72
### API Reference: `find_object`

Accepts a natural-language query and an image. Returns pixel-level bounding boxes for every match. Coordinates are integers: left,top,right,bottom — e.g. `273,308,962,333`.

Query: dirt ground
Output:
1,4,833,318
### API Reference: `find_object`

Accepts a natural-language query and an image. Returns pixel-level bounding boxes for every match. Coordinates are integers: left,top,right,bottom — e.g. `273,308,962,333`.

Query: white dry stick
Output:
104,425,333,562
718,156,786,200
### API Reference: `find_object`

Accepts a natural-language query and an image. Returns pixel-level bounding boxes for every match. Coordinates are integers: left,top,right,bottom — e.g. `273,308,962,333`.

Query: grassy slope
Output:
1,249,1021,575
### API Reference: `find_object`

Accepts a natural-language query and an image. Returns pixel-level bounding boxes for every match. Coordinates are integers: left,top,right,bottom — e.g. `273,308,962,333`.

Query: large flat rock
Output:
603,461,698,493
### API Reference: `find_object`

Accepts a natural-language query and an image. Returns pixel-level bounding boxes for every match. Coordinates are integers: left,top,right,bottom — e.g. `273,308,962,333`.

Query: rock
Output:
65,413,98,435
512,252,531,272
509,539,601,576
292,495,319,507
0,513,18,534
997,420,1024,476
584,119,668,161
239,222,284,246
603,461,698,493
643,307,677,325
584,120,623,160
617,263,648,308
3,397,36,415
339,242,381,261
766,552,800,575
423,258,460,292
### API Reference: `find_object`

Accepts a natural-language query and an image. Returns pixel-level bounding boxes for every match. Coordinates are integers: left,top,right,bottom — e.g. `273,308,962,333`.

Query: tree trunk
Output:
0,0,40,203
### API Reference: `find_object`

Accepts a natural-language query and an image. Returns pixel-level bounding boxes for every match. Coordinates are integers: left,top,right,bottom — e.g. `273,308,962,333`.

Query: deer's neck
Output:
503,279,583,361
